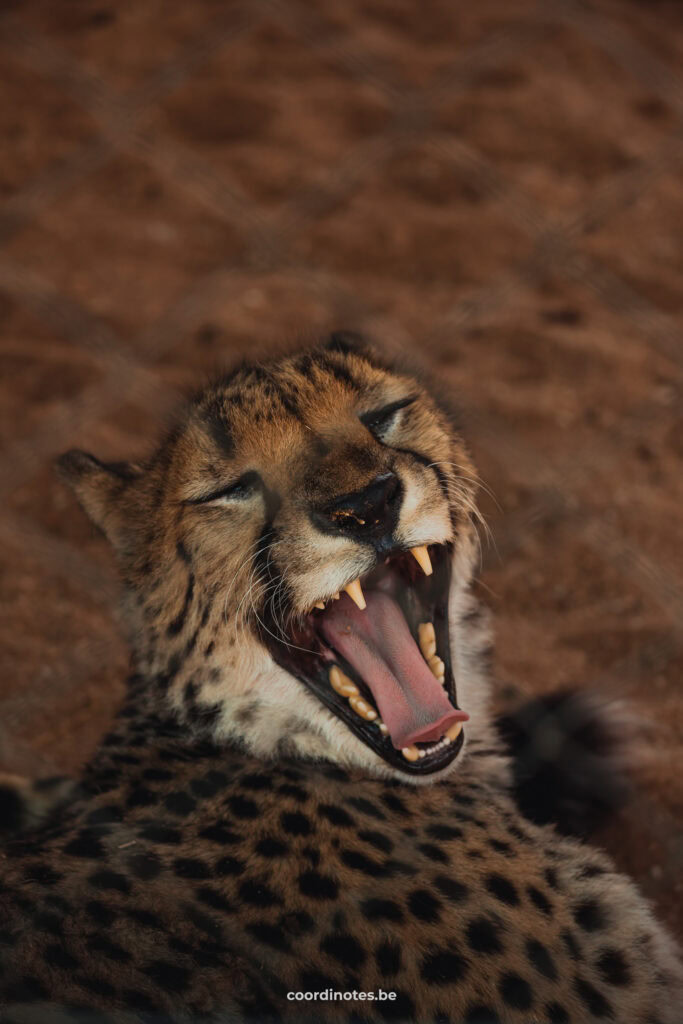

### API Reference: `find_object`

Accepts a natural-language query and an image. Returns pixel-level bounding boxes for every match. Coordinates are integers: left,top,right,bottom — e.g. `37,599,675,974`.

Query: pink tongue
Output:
320,591,468,750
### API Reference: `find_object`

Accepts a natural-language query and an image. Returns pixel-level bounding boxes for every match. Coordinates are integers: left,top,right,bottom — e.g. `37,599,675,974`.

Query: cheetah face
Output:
59,335,485,783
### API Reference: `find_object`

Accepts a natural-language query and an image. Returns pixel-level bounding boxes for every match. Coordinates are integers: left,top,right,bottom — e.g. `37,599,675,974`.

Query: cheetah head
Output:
58,334,493,783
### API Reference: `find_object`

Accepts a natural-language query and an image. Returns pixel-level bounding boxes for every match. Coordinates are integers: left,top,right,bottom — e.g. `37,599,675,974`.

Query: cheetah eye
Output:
360,395,417,437
187,471,259,506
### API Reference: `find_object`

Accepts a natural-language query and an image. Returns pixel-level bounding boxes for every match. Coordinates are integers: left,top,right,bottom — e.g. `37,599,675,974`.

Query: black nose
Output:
319,472,401,543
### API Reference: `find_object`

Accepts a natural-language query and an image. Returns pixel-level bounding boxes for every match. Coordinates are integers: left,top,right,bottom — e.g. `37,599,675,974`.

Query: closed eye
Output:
360,395,417,436
186,470,260,505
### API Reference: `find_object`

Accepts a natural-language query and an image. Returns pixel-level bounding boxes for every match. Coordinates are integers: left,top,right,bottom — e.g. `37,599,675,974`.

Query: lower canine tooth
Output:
344,579,366,610
411,545,433,576
401,745,420,762
349,695,377,721
445,721,463,742
329,666,359,698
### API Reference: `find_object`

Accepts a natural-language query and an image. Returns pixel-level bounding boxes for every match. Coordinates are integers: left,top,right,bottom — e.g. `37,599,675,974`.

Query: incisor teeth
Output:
349,695,377,721
411,545,433,576
329,666,359,698
418,622,437,660
401,745,420,762
343,578,366,610
378,721,389,736
445,721,463,742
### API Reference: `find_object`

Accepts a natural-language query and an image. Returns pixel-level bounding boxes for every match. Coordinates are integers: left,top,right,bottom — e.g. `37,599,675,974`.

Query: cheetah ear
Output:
324,330,373,357
56,449,143,548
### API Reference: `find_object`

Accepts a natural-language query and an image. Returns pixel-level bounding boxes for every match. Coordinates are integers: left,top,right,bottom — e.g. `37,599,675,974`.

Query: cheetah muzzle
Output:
265,542,468,775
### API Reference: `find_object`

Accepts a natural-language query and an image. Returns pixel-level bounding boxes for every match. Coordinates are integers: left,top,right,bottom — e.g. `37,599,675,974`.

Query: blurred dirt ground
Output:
1,0,682,937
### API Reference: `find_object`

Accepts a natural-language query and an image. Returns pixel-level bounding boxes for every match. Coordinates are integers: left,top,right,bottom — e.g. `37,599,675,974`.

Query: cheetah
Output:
0,333,681,1024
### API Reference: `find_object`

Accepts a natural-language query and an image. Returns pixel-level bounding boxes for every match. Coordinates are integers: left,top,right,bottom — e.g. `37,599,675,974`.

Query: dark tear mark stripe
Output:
167,572,195,636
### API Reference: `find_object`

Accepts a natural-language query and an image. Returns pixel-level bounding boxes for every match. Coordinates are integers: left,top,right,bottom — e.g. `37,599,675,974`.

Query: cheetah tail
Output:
495,689,641,838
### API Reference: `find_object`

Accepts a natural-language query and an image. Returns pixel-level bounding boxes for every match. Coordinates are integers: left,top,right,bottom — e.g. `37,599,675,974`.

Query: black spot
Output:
375,940,402,977
381,791,410,816
340,848,386,877
45,944,79,971
167,571,195,636
320,931,366,969
174,857,212,879
408,888,441,923
541,307,582,326
433,875,468,903
300,968,339,992
298,870,339,900
77,975,116,999
361,898,404,922
278,783,308,802
90,934,132,963
139,825,182,845
280,910,315,936
466,916,503,955
86,805,123,825
190,771,229,798
596,948,632,987
545,1002,570,1024
144,960,190,993
255,836,289,858
239,879,280,908
246,921,291,953
214,855,245,877
199,824,240,845
196,886,232,913
33,912,63,936
127,907,164,929
561,928,582,961
574,898,606,932
421,948,468,985
127,852,163,880
544,867,559,889
85,900,117,927
376,990,415,1022
486,873,519,906
239,771,271,790
347,796,386,819
318,803,355,827
488,838,513,855
142,767,174,783
426,824,463,841
63,831,105,859
527,884,553,915
358,829,393,853
88,870,130,893
164,790,196,816
280,811,312,836
574,976,614,1018
499,972,533,1011
125,785,157,809
227,794,259,819
24,861,62,886
526,939,557,980
418,842,450,864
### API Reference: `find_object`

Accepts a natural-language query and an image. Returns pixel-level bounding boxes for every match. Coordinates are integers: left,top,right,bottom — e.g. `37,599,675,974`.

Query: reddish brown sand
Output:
0,0,681,938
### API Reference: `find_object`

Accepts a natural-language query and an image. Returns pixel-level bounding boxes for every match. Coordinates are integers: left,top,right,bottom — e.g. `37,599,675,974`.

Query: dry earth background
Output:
0,0,682,940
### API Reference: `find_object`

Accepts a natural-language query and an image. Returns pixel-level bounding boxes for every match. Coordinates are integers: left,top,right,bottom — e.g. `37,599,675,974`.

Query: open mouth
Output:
260,543,468,776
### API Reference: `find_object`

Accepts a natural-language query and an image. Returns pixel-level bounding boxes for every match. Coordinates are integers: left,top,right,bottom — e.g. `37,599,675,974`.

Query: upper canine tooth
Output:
344,579,366,610
411,545,433,576
418,622,437,660
329,665,359,698
314,602,325,610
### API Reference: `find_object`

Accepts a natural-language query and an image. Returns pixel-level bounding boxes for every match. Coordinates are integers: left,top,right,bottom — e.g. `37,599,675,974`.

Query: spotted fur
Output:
0,336,680,1023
